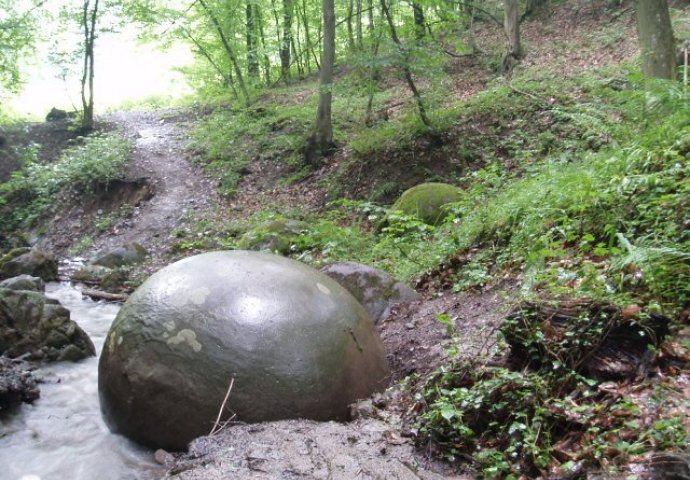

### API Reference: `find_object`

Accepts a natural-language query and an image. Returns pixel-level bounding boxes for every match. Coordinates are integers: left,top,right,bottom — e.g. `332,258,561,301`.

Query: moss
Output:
390,183,463,225
238,219,307,254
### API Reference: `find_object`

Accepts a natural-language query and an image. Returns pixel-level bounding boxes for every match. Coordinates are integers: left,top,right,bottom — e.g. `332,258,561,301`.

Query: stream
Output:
0,282,164,480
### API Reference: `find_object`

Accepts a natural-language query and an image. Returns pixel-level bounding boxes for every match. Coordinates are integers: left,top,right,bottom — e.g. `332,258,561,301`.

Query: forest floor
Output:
29,108,512,479
2,0,689,478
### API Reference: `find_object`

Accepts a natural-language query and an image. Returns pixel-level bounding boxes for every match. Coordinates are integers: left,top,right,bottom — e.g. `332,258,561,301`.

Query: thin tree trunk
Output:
502,0,522,73
246,1,260,82
281,0,293,82
367,0,375,35
305,0,336,164
365,36,381,126
80,0,98,132
291,35,303,76
300,0,320,70
635,0,676,80
412,2,426,40
199,0,250,104
380,0,432,128
356,0,363,49
256,6,272,84
180,26,239,99
347,0,356,50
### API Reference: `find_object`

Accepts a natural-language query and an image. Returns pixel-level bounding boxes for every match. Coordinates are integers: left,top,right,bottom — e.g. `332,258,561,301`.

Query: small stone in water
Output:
154,449,175,465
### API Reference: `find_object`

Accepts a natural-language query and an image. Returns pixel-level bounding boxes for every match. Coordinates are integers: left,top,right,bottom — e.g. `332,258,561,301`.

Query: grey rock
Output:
71,265,113,284
99,251,389,451
92,243,147,268
321,261,420,324
0,275,45,292
0,288,95,361
0,356,40,412
0,249,58,282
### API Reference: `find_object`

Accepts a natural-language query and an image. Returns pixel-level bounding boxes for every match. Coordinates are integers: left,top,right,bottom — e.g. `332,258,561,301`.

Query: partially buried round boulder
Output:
390,182,463,225
0,248,58,282
321,262,420,324
99,251,389,451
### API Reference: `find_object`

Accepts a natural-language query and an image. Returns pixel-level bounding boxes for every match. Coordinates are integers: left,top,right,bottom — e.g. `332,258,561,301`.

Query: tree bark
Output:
356,0,363,49
305,0,336,164
180,26,239,99
412,2,426,40
199,0,250,104
635,0,676,80
80,0,99,132
256,5,272,84
380,0,432,128
502,0,522,74
246,1,260,82
280,0,294,82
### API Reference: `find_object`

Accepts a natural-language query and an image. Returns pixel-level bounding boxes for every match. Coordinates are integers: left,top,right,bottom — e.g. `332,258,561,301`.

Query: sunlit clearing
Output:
10,27,193,118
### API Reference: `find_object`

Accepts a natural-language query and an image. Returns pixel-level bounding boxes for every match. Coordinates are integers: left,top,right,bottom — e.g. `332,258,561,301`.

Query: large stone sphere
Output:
98,251,389,451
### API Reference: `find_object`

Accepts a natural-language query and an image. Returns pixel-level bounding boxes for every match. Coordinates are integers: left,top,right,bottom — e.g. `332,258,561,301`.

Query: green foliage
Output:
0,0,38,93
441,79,690,312
0,133,130,237
417,359,688,478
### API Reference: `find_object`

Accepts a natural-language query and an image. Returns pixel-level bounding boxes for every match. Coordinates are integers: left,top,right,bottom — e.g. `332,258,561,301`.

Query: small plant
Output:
0,132,130,242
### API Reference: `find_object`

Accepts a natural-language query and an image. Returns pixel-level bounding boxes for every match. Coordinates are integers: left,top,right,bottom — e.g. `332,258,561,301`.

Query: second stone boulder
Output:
321,262,420,324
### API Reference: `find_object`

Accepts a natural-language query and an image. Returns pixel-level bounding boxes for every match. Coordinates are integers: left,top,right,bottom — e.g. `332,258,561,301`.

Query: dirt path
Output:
91,111,215,257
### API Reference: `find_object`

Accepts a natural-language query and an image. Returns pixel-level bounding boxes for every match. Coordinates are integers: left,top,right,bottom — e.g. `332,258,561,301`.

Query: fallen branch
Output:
81,288,129,302
210,377,235,435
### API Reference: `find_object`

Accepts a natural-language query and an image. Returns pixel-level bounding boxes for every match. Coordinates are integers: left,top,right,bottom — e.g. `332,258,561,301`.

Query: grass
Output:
0,132,131,244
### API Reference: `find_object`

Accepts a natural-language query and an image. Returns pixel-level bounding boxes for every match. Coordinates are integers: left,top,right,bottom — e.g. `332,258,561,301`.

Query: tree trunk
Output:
80,0,99,132
180,26,239,100
367,0,375,35
305,0,336,165
300,0,320,70
199,0,250,105
246,1,260,82
380,0,432,129
502,0,522,74
356,0,363,49
412,2,426,40
256,6,272,84
281,0,293,82
635,0,676,80
347,0,356,50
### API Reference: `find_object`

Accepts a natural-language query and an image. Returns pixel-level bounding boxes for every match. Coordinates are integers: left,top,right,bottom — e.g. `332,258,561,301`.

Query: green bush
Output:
0,132,130,237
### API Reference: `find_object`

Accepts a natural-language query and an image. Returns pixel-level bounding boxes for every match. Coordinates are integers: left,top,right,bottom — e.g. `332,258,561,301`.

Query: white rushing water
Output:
0,282,164,480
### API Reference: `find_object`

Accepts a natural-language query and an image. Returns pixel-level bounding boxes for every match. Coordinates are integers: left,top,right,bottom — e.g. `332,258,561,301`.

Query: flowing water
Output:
0,282,164,480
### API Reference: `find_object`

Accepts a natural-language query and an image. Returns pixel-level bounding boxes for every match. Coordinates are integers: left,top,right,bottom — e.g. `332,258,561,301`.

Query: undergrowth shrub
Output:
416,360,687,479
0,132,130,239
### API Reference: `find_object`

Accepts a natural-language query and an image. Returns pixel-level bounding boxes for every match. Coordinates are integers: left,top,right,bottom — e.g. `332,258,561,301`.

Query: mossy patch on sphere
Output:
98,251,389,451
390,182,463,225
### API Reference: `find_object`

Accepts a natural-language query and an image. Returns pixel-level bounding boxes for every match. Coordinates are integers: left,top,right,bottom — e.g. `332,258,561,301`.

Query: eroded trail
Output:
91,110,215,261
